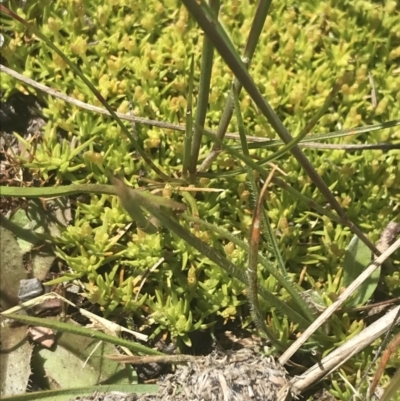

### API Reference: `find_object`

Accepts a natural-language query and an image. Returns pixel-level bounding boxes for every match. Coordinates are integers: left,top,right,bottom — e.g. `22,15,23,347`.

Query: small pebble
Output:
18,278,44,302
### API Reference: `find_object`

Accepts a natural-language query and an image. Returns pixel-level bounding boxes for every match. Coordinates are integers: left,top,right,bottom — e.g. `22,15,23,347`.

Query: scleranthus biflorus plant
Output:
0,0,399,400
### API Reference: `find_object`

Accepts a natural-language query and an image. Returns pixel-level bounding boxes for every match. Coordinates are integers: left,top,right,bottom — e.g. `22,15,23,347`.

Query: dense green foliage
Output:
1,0,399,397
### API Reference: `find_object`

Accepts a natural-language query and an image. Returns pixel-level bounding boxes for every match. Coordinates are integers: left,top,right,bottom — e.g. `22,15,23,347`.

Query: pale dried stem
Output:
1,292,148,342
279,237,400,365
290,304,400,394
106,353,197,365
3,65,394,152
0,64,231,137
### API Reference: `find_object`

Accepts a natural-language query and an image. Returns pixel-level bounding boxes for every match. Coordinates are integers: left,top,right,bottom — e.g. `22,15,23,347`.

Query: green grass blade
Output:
232,86,250,158
112,177,159,234
260,210,288,276
247,180,273,339
0,384,158,401
252,80,342,165
112,177,187,234
189,0,221,177
247,119,400,150
199,0,272,172
1,313,163,356
182,55,195,177
0,184,116,197
0,182,185,209
2,178,318,233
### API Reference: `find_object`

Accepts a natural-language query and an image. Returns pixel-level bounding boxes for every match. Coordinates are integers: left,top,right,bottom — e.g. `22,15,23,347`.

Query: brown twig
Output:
247,166,278,338
106,353,197,365
370,330,400,394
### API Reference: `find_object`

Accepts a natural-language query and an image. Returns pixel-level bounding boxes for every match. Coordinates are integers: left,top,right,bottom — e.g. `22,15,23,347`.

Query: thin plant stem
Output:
247,171,277,339
182,55,195,176
199,0,272,172
253,79,342,166
189,0,220,178
2,313,163,356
